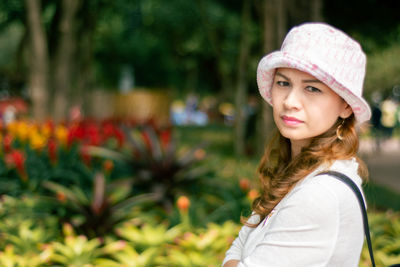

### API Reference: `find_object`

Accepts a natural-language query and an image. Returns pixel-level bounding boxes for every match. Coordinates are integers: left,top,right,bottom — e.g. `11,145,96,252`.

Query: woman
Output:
223,22,371,267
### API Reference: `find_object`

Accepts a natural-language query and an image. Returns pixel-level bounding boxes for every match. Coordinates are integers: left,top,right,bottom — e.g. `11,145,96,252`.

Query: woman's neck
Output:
290,139,310,159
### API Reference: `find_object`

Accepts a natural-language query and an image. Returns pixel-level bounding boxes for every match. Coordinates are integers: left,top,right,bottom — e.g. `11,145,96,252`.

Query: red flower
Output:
67,123,85,146
159,128,171,149
102,122,115,139
89,133,101,146
48,138,58,164
10,150,25,171
141,131,152,150
113,128,124,148
5,150,28,182
3,134,13,153
87,123,101,146
80,145,91,166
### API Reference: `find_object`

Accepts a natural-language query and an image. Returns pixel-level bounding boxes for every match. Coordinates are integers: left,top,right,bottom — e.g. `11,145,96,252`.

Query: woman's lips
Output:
282,115,303,126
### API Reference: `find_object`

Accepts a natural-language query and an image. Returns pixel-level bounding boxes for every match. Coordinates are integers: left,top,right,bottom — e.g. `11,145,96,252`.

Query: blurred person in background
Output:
370,91,383,152
380,96,397,141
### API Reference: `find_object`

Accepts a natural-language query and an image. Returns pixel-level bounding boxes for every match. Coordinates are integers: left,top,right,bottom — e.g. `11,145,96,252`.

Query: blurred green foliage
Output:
1,0,400,100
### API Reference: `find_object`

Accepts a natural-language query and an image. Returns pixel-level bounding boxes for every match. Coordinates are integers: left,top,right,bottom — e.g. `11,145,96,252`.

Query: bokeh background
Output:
0,0,399,266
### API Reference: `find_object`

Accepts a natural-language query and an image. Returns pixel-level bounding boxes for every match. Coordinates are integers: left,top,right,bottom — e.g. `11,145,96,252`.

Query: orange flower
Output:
194,148,206,160
103,160,114,173
239,178,250,191
177,196,190,212
247,189,259,201
56,191,67,203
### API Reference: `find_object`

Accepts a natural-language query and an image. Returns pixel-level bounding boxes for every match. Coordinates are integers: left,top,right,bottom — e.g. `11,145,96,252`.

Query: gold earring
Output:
336,119,345,140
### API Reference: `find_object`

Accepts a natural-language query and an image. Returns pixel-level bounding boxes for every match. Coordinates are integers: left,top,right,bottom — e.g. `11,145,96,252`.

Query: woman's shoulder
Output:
292,158,363,207
301,158,362,187
274,177,341,225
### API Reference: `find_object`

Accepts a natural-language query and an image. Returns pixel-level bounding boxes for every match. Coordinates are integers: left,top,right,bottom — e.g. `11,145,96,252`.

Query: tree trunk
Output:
52,0,81,122
74,28,94,115
15,28,28,82
234,0,252,156
73,0,98,116
310,0,323,22
276,0,287,46
256,0,286,155
25,0,49,122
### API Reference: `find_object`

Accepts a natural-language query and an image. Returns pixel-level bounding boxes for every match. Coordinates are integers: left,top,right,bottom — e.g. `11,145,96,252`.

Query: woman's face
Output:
271,68,352,153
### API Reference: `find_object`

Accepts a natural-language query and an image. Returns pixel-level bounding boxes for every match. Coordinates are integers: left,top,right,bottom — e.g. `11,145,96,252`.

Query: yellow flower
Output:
16,121,30,142
6,121,17,136
55,125,68,146
30,132,46,150
41,124,52,139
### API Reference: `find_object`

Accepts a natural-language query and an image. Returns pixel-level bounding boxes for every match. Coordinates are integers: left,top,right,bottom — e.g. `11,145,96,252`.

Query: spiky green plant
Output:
43,172,157,238
89,124,211,212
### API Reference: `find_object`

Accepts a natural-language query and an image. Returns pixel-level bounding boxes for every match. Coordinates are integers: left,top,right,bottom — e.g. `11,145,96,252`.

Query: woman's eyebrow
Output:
302,79,323,83
276,72,323,84
275,72,289,80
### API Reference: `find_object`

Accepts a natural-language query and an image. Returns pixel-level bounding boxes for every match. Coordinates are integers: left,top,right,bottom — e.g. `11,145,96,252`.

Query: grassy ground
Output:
175,124,400,212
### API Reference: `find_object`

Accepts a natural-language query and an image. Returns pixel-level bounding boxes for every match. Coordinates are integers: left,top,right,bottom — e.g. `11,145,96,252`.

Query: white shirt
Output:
223,159,365,267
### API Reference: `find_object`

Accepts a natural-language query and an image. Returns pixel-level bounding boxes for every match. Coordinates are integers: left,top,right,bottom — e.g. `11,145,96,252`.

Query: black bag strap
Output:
317,170,376,267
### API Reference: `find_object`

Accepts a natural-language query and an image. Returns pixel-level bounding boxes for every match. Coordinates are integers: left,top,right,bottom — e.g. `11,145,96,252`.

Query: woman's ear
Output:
340,103,353,119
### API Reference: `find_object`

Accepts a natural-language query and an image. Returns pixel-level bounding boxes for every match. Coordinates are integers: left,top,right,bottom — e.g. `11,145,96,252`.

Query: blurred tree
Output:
234,0,252,156
0,0,400,123
25,0,49,121
0,0,107,121
51,0,80,121
195,0,237,100
324,0,400,52
365,44,400,98
324,0,400,99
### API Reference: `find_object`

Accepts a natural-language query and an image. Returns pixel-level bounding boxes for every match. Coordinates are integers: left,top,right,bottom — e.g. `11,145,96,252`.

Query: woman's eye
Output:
305,86,322,93
276,81,289,87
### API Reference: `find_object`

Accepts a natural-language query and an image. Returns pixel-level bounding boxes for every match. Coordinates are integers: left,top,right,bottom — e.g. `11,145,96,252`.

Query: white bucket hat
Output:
257,22,371,124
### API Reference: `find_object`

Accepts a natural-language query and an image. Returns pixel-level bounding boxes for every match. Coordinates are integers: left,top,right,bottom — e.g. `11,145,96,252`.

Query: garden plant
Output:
0,119,398,266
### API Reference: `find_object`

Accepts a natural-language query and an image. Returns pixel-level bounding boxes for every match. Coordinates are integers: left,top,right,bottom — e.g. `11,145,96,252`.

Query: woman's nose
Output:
283,89,302,110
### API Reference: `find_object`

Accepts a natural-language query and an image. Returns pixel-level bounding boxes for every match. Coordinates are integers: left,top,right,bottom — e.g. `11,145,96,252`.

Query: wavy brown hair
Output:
244,114,368,227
